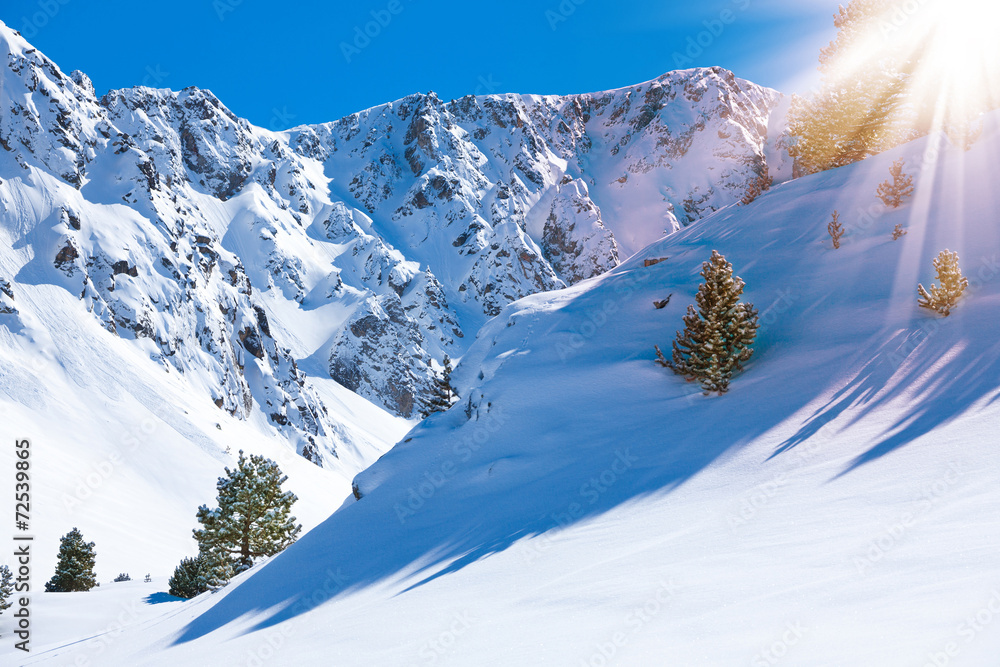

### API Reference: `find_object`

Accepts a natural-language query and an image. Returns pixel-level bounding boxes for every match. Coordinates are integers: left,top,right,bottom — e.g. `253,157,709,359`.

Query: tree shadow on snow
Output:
170,254,1000,646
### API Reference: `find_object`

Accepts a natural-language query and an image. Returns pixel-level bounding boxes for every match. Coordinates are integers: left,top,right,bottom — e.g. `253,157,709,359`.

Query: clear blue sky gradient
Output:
3,0,838,129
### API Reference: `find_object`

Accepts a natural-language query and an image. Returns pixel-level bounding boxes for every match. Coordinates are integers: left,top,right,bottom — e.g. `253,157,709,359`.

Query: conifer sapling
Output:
740,171,773,206
828,210,845,249
423,355,459,417
876,158,915,208
659,250,759,394
918,249,968,316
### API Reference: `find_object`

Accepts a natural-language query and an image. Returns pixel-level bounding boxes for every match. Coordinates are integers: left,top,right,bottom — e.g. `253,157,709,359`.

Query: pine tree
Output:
740,170,772,206
0,565,13,613
876,158,915,208
918,250,968,316
45,528,97,592
193,451,301,573
168,557,203,599
167,549,234,600
828,210,845,249
194,547,234,590
423,355,458,417
892,223,907,240
787,0,911,174
660,251,759,394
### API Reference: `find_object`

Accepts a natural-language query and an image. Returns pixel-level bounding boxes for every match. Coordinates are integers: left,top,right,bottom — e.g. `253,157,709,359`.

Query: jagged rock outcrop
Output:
0,19,789,426
328,294,433,418
542,178,619,284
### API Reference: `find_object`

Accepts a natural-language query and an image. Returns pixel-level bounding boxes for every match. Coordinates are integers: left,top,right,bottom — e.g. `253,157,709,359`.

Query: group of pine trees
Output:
0,454,302,604
827,158,915,249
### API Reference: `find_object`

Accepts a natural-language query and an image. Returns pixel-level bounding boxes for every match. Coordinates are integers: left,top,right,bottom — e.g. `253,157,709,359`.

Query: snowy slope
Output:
0,20,411,611
10,104,1000,665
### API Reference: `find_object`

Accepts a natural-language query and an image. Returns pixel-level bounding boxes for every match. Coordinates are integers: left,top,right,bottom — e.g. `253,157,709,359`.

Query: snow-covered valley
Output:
2,13,1000,667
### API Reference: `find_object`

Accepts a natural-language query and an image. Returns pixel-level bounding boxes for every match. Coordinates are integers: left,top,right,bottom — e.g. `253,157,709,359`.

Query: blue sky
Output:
4,0,837,129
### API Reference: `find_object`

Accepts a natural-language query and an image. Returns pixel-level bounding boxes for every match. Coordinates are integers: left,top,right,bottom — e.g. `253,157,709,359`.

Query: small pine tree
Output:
113,573,131,583
892,223,907,240
45,528,97,592
144,573,152,583
168,549,234,599
740,170,773,206
0,565,13,613
876,158,915,208
168,557,203,599
660,251,759,394
918,250,969,316
828,210,845,249
194,451,301,573
423,355,458,417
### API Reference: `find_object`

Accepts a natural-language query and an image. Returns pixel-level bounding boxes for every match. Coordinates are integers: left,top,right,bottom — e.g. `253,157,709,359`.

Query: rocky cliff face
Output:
0,20,787,439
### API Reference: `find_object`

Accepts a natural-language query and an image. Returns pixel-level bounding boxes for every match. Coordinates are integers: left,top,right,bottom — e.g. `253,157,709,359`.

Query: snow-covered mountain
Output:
11,100,1000,667
0,18,786,431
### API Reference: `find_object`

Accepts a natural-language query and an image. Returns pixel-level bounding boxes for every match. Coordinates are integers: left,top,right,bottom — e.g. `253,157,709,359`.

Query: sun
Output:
892,0,1000,131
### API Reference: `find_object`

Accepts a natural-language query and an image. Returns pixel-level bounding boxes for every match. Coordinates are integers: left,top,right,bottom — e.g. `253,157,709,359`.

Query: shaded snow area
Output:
6,102,1000,665
2,15,1000,667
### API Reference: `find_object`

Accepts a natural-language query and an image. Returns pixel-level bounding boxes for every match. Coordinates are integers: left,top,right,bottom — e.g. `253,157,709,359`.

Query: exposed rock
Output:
542,179,619,284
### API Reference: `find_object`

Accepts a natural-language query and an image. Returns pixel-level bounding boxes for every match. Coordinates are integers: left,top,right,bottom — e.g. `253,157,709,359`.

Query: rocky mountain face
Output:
0,20,787,460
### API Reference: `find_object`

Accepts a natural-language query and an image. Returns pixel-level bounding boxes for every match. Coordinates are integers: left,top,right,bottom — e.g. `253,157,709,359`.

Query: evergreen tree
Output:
167,550,234,600
918,250,968,316
876,159,915,208
828,210,845,249
740,170,772,206
193,451,301,573
658,251,759,394
168,557,203,599
423,355,458,417
45,528,97,592
0,564,13,613
892,223,907,240
787,0,913,174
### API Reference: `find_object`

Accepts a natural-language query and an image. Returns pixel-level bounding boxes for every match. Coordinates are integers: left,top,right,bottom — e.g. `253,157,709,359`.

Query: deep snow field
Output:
4,110,1000,667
